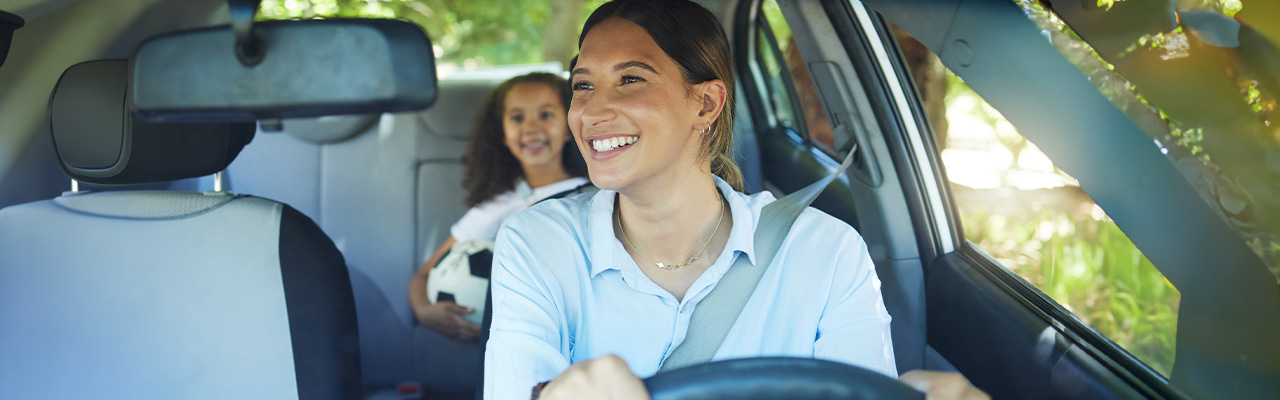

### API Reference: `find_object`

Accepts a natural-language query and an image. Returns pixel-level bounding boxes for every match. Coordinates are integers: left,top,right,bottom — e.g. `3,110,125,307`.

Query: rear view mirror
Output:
130,18,437,122
1,10,23,68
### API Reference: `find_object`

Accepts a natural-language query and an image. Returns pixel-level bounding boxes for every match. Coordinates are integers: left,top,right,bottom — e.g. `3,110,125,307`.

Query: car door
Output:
861,0,1280,398
743,0,1279,398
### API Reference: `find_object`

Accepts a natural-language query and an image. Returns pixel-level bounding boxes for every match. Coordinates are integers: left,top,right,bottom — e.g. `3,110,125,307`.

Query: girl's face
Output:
569,17,710,192
502,82,571,171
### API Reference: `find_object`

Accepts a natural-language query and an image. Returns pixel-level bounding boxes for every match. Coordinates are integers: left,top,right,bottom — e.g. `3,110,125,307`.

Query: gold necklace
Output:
616,193,725,270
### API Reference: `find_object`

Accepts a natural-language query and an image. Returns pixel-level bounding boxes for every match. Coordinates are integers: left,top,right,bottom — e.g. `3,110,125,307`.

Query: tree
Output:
259,0,598,68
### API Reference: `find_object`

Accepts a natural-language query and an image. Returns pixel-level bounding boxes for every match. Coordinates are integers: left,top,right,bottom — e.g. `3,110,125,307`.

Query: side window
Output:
891,23,1182,376
754,0,836,153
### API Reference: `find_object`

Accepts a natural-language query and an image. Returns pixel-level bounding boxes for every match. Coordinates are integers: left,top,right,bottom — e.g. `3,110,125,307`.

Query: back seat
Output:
218,79,499,395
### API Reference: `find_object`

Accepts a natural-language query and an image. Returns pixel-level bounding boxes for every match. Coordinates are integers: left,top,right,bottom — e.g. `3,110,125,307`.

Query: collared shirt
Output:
448,177,590,245
483,176,896,400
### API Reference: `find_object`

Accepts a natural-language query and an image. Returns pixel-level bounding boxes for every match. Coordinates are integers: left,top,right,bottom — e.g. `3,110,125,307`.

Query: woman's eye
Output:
510,115,524,123
571,81,593,91
621,75,645,85
540,111,554,120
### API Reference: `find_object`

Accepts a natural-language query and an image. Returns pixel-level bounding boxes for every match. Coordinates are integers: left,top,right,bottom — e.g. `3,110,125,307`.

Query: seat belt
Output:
659,142,858,372
535,183,598,205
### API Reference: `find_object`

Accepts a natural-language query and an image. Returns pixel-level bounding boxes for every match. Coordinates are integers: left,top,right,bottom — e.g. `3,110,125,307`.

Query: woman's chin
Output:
585,168,629,191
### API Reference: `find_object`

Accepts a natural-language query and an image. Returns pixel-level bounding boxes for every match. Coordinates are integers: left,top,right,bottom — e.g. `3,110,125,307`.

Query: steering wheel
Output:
643,357,922,400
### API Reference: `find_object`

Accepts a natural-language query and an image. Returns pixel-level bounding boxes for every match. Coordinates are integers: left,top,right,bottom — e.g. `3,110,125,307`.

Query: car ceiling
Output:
3,0,95,21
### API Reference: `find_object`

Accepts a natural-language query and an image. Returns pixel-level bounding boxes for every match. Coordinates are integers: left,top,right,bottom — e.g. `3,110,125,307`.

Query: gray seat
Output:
0,59,361,399
219,79,496,394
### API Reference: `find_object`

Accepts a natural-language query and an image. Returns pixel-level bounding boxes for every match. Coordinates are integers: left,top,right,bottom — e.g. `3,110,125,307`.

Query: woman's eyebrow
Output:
570,60,658,78
613,60,657,74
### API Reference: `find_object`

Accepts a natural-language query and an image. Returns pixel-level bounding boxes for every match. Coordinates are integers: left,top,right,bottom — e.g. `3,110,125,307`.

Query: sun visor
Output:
49,60,255,185
130,18,438,123
0,10,23,68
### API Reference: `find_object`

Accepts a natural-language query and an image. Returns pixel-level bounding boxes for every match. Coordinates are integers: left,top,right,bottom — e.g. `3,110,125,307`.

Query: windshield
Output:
1016,0,1280,282
258,0,603,78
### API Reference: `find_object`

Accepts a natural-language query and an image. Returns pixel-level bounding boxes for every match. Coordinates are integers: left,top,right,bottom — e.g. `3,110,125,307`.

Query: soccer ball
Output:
425,239,494,326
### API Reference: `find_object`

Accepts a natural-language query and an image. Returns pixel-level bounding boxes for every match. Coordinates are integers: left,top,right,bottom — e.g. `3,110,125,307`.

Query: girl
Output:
409,72,589,342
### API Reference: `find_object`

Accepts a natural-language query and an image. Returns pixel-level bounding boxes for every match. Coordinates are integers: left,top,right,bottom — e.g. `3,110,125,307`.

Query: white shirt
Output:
449,177,590,243
484,176,896,399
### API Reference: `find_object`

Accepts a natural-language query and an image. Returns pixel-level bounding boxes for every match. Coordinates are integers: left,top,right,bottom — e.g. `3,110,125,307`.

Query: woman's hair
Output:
580,0,744,192
462,72,588,207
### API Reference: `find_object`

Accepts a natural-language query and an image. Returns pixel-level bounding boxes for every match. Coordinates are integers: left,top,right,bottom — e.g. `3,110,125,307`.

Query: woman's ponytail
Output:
710,150,744,192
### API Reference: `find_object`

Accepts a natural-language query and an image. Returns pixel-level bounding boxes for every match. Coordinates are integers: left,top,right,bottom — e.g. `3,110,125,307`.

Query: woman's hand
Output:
415,301,482,342
538,355,650,400
899,370,990,400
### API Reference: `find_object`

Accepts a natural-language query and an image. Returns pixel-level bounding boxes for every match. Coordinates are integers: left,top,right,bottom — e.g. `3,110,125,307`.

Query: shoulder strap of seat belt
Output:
659,143,858,372
534,183,598,206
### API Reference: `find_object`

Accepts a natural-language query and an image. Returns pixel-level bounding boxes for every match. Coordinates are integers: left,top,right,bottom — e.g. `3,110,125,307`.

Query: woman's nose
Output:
578,92,617,128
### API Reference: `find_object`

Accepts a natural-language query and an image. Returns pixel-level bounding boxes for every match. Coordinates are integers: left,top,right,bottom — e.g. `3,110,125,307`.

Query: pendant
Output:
656,262,667,270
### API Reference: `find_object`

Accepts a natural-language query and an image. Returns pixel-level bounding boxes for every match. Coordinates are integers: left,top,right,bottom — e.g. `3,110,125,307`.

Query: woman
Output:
409,72,589,342
484,1,987,399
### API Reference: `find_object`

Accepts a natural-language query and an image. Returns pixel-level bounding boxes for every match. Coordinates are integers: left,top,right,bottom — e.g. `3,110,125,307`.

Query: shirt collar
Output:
586,176,757,279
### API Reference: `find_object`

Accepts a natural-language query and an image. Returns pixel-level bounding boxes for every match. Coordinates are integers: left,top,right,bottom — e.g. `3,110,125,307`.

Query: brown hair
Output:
462,72,588,207
580,0,744,192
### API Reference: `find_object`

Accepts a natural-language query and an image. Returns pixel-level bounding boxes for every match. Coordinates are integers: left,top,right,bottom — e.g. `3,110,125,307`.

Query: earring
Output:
701,125,711,137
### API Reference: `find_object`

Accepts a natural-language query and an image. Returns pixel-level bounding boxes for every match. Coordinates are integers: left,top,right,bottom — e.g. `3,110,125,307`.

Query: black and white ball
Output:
426,239,494,326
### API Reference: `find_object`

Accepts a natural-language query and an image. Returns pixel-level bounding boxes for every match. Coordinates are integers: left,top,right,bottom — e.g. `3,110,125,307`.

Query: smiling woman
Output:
481,1,987,400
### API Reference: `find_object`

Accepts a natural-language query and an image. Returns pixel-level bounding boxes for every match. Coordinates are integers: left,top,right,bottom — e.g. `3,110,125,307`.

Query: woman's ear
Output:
696,79,728,122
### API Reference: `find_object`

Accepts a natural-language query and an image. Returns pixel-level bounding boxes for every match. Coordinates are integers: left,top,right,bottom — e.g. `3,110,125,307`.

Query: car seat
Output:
219,80,488,395
0,59,361,399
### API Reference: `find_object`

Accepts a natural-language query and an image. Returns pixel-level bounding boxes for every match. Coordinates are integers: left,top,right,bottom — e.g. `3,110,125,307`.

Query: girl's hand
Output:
415,301,482,342
538,355,650,400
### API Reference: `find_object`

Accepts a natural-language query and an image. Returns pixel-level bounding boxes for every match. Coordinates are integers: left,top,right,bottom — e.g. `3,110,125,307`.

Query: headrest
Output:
48,60,255,185
418,80,499,141
0,10,22,68
282,114,379,144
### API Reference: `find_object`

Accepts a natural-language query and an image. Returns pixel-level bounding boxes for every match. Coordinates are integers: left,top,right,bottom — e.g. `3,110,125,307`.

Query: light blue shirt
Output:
483,176,896,399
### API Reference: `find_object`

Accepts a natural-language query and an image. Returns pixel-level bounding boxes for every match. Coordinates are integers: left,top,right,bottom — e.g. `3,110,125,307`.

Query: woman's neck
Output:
523,163,573,189
616,168,724,264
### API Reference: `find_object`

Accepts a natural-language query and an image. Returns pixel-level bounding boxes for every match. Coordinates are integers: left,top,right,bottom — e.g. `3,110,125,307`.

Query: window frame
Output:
747,0,850,160
845,1,1208,397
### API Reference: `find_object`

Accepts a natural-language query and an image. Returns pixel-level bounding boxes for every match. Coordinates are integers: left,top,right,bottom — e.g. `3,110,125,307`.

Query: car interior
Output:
1,0,1277,399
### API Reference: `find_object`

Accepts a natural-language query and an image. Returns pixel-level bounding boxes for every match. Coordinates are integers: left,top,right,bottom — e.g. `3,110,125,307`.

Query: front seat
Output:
0,59,361,399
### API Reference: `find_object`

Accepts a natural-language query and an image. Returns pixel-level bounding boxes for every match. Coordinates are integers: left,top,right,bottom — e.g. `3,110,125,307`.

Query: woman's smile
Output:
586,134,639,161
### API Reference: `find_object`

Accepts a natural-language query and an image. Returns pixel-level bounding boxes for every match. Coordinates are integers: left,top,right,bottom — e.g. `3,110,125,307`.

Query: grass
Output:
960,206,1180,376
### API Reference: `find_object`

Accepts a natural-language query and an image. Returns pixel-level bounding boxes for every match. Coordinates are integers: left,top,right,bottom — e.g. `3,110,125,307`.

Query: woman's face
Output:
502,82,571,171
569,17,707,192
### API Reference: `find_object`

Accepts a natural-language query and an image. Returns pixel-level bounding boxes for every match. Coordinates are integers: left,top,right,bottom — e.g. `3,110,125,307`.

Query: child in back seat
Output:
408,72,590,342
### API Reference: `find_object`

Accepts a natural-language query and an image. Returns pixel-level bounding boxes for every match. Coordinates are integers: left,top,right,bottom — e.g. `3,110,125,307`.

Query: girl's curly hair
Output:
462,72,587,207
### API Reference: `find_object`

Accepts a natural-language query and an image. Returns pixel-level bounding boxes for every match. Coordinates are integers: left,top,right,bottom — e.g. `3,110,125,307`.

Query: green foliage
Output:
938,10,1182,372
962,207,1180,376
1017,0,1280,284
259,0,582,67
761,0,791,52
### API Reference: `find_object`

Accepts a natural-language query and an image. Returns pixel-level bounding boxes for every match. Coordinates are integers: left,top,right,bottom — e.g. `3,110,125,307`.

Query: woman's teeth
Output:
591,136,638,152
